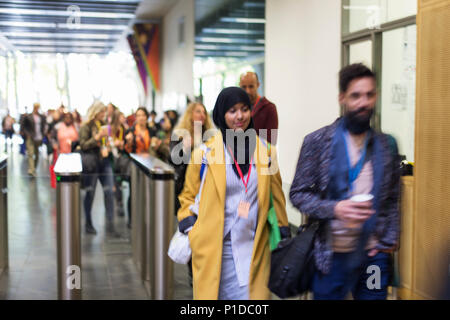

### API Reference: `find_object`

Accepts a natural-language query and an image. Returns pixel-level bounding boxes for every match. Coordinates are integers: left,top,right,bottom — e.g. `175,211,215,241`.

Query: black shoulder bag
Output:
268,220,320,299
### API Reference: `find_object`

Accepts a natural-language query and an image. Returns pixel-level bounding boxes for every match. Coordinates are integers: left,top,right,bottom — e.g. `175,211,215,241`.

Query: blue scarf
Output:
328,118,385,290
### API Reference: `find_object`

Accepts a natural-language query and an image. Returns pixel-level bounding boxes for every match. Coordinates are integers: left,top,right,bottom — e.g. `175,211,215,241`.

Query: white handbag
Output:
168,145,208,264
167,229,192,264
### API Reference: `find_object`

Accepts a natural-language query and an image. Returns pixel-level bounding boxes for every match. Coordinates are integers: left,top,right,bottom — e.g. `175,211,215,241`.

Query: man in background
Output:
239,71,278,144
21,102,47,177
18,106,28,155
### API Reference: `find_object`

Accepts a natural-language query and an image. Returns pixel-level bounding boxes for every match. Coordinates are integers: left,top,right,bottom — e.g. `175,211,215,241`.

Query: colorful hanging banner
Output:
133,23,160,92
127,34,148,96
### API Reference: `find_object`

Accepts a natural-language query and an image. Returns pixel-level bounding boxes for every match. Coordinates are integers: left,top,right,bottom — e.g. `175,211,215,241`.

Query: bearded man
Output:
289,63,401,300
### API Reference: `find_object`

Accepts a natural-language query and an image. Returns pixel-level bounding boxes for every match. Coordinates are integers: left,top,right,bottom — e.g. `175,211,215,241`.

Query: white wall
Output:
158,0,195,114
265,0,341,225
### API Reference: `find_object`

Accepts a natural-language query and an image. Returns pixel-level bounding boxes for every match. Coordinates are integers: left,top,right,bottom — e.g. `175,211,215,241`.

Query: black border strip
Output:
0,159,7,170
148,172,174,180
57,175,81,183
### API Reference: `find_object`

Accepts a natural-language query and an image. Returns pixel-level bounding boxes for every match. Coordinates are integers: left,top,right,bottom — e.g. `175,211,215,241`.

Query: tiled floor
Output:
0,140,192,300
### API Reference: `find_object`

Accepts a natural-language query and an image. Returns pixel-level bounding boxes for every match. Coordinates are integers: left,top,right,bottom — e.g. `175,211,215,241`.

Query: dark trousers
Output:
4,130,13,140
313,251,391,300
114,176,123,207
83,158,115,226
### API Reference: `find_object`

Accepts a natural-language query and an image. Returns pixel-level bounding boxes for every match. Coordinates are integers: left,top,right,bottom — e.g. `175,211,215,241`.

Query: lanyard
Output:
118,127,123,141
254,96,261,108
95,121,106,146
227,146,253,194
253,96,261,114
343,131,369,192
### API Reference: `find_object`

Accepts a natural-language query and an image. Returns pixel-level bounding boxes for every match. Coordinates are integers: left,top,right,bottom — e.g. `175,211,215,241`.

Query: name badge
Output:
238,200,250,219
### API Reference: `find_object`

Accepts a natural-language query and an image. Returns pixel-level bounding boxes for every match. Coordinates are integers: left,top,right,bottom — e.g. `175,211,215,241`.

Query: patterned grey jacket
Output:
289,118,401,274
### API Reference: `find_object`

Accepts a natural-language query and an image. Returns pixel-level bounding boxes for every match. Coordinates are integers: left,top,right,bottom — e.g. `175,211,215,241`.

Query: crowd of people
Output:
0,66,401,301
2,99,183,235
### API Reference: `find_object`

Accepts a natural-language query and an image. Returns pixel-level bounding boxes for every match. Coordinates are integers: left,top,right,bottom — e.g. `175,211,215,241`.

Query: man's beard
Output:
343,107,374,134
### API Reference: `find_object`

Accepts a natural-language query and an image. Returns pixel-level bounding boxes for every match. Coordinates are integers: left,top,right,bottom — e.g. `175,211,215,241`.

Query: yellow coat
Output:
177,132,289,300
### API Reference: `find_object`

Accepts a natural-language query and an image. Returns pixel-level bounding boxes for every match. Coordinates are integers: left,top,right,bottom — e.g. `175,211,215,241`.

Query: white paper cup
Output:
346,194,374,229
350,194,374,202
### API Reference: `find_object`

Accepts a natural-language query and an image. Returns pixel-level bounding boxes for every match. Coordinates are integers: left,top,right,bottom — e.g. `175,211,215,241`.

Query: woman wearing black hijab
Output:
177,87,290,300
212,86,255,178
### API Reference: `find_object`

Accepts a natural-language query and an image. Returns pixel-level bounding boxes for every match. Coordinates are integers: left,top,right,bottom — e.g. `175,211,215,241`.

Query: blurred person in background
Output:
126,108,136,127
110,110,128,220
106,103,117,126
239,72,278,145
119,111,129,132
46,108,62,188
169,102,213,288
148,110,160,136
124,107,153,154
72,109,82,131
167,110,178,124
111,111,127,149
124,107,153,228
289,64,401,300
170,102,213,213
79,101,119,237
47,108,63,162
2,112,16,152
57,104,66,115
151,110,178,163
50,111,77,189
21,102,47,177
18,106,29,156
57,112,78,154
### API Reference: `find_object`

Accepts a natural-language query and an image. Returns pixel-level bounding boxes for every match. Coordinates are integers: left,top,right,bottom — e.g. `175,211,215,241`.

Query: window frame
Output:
341,0,416,132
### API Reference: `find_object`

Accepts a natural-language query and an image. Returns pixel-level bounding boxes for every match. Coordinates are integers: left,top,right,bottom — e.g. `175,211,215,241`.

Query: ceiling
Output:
0,0,266,58
112,0,178,52
195,0,265,59
134,0,178,20
0,0,143,55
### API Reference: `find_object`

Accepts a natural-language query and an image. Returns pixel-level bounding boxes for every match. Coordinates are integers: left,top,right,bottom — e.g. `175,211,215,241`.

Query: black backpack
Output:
268,221,320,299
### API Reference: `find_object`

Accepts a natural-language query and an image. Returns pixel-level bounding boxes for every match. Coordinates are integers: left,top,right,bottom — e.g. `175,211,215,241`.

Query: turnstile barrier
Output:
54,153,82,300
130,153,174,300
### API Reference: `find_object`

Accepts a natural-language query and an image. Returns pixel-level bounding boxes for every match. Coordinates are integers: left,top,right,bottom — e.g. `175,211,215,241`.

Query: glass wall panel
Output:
349,40,372,67
194,0,265,110
381,25,416,161
384,0,417,22
344,0,417,34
